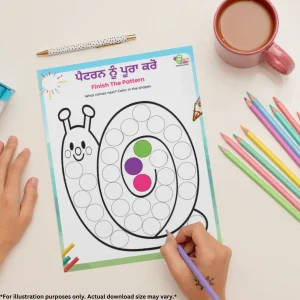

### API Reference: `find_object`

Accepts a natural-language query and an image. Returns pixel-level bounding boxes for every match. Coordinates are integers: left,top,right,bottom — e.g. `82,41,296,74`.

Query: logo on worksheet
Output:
173,54,190,66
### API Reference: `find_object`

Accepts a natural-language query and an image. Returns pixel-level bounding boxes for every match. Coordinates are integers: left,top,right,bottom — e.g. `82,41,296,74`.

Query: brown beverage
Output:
217,0,275,52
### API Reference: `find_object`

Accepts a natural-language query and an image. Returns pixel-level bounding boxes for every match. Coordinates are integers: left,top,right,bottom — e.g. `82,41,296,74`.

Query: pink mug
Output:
214,0,295,75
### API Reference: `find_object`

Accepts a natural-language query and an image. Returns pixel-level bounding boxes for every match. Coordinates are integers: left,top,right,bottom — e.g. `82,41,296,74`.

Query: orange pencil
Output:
273,97,300,135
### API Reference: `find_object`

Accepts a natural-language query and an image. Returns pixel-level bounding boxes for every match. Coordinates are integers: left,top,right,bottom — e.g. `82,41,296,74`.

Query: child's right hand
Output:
161,223,232,300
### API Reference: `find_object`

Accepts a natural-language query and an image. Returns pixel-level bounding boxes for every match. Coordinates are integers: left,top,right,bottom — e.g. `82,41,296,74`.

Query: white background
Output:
0,0,299,299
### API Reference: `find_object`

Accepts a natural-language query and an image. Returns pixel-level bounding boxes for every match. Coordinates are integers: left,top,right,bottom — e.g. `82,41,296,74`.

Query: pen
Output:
37,34,136,56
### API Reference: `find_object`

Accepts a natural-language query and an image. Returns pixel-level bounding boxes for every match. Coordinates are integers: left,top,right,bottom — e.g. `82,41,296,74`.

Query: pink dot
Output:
133,174,152,192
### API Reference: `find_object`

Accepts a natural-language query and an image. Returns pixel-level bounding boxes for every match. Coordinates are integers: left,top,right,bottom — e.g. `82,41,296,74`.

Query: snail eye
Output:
70,142,74,150
81,141,86,149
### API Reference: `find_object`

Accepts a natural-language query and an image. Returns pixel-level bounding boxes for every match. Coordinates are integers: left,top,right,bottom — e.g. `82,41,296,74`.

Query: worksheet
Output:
37,46,221,272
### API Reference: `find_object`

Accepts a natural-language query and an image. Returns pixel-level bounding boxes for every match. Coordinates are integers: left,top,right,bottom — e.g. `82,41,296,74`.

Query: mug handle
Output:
263,43,295,75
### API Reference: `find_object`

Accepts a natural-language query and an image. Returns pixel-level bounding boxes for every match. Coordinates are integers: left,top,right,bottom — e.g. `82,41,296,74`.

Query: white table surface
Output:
0,0,299,299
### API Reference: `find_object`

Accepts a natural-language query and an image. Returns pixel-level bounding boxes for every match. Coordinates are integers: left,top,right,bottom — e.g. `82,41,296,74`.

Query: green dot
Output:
134,140,152,158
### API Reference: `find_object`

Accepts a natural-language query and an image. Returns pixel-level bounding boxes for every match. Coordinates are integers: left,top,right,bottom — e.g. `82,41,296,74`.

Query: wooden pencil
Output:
241,125,300,188
219,146,300,222
270,105,300,146
273,97,300,135
221,133,300,210
234,134,300,198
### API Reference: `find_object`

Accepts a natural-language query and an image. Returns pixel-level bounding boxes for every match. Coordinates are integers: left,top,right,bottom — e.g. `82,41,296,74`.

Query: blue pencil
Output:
247,92,300,158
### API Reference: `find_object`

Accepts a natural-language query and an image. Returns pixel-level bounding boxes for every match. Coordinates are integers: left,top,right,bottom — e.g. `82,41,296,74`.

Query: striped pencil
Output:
241,125,300,187
244,98,300,167
234,134,300,198
221,133,300,210
270,105,300,146
219,146,300,222
246,93,300,158
273,97,300,135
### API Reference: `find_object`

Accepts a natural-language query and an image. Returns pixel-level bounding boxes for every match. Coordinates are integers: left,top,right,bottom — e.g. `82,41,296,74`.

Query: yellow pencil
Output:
62,243,75,258
241,125,300,188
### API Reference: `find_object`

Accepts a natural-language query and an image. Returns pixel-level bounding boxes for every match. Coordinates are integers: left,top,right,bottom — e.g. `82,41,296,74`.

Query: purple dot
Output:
125,158,143,175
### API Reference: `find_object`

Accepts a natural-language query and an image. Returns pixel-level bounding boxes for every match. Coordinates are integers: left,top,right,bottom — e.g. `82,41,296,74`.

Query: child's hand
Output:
0,136,38,264
161,223,231,300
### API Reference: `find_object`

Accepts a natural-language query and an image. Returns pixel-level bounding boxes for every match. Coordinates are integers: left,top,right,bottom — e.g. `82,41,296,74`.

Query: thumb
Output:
161,231,190,278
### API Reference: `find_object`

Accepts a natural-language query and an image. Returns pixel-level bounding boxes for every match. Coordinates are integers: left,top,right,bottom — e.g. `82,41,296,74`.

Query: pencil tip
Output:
234,134,243,143
270,104,277,113
220,132,230,140
297,112,300,119
218,145,227,153
240,125,249,133
246,92,255,101
244,97,252,107
273,97,280,104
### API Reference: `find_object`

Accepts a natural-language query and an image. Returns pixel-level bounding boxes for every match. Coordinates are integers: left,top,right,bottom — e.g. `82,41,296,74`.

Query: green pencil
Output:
270,105,300,146
219,145,300,222
234,134,300,198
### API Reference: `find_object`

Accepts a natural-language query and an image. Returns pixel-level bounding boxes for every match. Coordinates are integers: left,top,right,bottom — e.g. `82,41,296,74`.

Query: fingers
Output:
4,148,30,202
19,178,38,229
0,136,18,192
176,222,210,246
0,141,4,155
183,240,195,255
161,232,189,278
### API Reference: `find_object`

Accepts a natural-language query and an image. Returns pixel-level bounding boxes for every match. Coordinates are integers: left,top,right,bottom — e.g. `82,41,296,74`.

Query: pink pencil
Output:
244,98,300,167
221,133,300,211
273,97,300,135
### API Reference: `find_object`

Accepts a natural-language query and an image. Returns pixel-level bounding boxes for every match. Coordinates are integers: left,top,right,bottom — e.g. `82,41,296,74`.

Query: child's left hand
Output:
0,136,38,264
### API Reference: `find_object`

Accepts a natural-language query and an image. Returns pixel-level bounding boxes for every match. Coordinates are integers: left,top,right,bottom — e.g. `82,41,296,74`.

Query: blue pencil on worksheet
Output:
247,92,300,158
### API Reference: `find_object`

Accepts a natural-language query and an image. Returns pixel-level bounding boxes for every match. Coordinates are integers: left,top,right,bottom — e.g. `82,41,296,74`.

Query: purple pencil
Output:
244,98,300,167
177,243,220,300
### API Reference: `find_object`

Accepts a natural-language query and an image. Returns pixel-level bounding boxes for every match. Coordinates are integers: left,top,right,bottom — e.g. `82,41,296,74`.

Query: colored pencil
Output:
298,112,300,121
221,133,300,210
246,93,300,158
270,105,300,146
62,243,75,258
219,146,300,221
170,232,220,300
234,134,300,198
64,257,79,272
273,97,300,135
244,98,300,167
63,256,71,266
241,125,300,188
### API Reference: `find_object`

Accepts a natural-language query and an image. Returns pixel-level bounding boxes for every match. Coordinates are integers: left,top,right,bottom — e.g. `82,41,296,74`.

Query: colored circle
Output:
133,174,152,192
125,157,143,175
134,140,152,158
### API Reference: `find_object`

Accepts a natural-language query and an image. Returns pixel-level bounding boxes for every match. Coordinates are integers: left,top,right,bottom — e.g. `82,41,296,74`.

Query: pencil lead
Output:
233,134,243,143
273,96,280,104
246,92,255,101
270,104,277,114
220,132,230,141
240,125,249,134
218,145,227,153
244,97,252,107
297,112,300,120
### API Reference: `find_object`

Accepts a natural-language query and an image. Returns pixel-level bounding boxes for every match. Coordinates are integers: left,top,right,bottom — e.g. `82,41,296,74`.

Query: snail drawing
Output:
58,101,208,251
